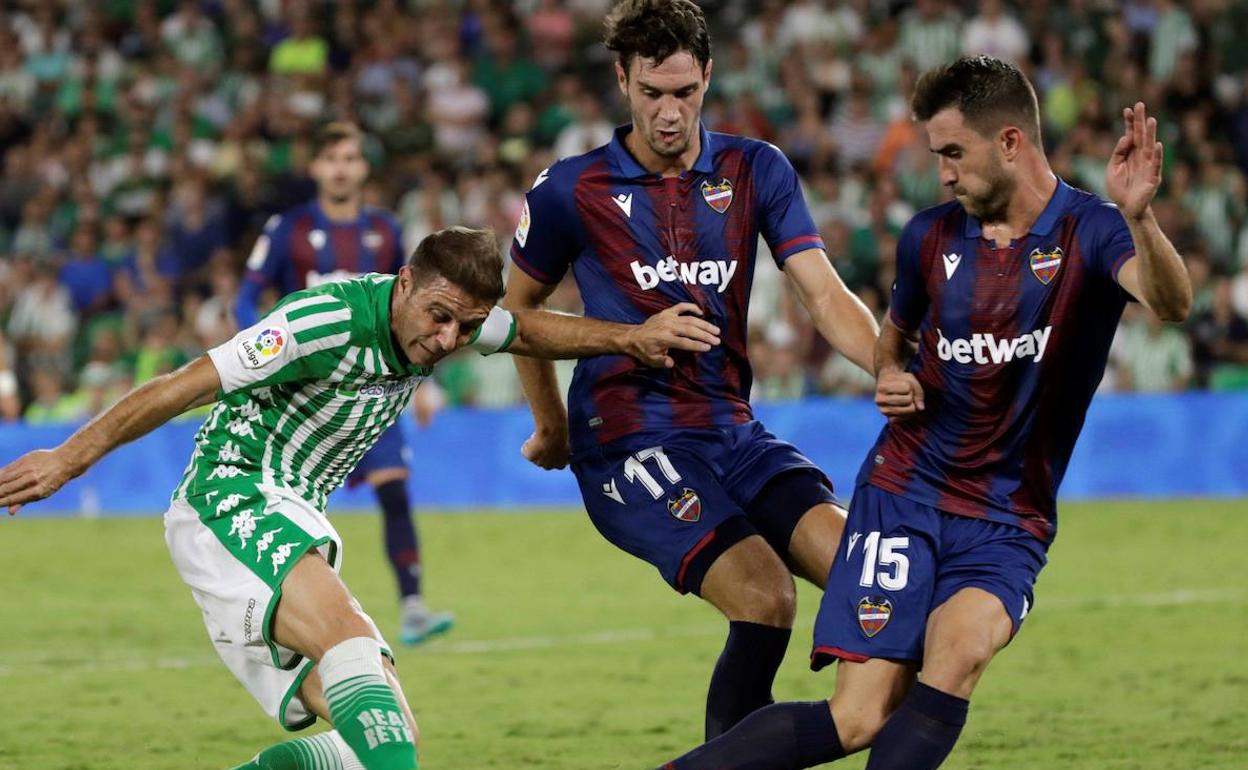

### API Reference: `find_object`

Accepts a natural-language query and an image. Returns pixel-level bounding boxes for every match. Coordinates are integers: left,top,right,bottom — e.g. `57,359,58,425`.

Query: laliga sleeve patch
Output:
237,326,288,369
515,199,532,248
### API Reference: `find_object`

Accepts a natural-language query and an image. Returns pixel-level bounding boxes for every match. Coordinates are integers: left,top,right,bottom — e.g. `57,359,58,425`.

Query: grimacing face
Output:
616,51,711,162
924,107,1016,223
310,137,369,204
390,268,493,367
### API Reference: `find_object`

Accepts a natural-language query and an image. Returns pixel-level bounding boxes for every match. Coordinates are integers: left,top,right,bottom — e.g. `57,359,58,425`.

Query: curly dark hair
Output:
912,56,1042,143
603,0,711,75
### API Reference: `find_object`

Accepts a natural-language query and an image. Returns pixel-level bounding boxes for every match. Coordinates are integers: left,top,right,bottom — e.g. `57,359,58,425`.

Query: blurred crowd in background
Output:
2,0,1248,424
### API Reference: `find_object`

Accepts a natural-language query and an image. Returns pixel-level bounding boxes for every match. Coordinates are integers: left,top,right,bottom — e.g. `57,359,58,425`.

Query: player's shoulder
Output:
272,275,380,322
1062,184,1128,232
900,200,963,243
266,201,316,232
529,150,607,195
360,205,401,227
712,132,791,168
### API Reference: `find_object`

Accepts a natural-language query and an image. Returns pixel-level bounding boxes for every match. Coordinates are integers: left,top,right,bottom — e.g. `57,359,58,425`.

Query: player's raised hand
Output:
875,369,925,420
521,426,571,470
626,303,721,368
0,448,73,515
1106,102,1163,221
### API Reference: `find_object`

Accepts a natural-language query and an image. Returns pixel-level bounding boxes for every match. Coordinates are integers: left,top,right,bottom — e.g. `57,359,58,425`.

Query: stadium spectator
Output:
1,0,1246,423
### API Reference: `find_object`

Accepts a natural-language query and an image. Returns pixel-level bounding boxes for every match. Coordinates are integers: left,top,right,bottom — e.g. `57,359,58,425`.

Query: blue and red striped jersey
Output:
236,200,403,328
862,179,1137,543
510,124,824,452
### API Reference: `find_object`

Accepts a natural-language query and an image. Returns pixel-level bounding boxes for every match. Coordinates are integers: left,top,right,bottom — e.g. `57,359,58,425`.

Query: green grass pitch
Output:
1,500,1245,769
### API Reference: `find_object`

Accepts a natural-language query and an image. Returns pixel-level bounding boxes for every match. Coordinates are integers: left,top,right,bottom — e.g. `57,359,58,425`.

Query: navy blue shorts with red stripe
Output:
571,421,835,594
811,483,1048,670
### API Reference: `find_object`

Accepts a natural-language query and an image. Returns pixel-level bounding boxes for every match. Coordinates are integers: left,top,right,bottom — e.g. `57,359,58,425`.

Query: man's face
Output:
924,107,1015,222
310,137,368,204
390,268,493,367
617,51,711,160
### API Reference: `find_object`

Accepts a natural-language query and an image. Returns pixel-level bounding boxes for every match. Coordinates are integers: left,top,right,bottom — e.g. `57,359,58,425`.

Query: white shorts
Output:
164,495,392,730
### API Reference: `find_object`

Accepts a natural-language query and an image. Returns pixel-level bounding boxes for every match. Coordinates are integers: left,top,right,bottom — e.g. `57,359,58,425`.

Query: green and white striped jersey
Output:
173,274,513,519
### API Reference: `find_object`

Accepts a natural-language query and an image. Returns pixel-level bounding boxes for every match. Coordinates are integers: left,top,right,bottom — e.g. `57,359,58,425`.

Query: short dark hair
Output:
407,226,504,304
604,0,711,74
911,56,1041,143
313,121,363,158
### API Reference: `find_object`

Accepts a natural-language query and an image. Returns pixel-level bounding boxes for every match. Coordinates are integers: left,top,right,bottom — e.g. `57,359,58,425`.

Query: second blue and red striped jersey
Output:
862,179,1137,543
510,124,824,453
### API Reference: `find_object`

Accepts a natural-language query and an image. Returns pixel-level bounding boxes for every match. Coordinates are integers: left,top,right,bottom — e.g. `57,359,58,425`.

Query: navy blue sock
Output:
374,479,421,598
705,621,791,739
661,701,845,769
864,682,969,770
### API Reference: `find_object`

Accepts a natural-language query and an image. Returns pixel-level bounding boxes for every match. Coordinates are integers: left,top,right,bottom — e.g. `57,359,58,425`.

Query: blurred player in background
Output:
657,56,1192,770
0,225,721,770
505,0,878,741
239,121,451,645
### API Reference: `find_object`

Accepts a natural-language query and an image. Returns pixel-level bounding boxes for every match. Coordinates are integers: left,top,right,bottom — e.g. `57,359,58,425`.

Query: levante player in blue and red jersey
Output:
657,57,1192,770
237,122,453,646
504,0,879,742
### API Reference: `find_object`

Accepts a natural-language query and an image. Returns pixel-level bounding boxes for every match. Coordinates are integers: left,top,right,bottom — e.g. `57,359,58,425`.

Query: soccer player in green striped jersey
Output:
0,226,721,770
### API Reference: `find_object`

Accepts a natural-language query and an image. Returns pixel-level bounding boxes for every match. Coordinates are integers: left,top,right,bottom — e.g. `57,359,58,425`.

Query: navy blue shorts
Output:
811,483,1047,669
348,422,411,486
571,421,836,594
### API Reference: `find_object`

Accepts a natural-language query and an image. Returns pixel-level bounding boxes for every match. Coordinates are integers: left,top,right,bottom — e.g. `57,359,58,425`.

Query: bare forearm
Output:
808,291,879,376
513,355,567,429
508,310,631,359
875,320,915,376
1126,209,1192,321
59,359,216,476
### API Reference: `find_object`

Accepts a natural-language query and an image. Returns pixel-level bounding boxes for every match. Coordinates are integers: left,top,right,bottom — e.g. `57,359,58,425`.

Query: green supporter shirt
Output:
173,274,514,519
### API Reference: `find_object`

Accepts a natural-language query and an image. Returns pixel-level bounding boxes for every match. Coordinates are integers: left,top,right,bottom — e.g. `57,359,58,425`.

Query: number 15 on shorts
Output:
851,531,910,591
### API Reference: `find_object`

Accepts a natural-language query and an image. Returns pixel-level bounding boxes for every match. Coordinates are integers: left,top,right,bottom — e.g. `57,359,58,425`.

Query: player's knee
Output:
829,697,891,752
730,571,797,626
307,603,377,660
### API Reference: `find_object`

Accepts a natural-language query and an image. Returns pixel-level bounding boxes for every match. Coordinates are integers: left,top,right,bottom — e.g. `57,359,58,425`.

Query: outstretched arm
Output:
508,304,720,366
782,248,879,375
1106,102,1192,323
0,356,221,514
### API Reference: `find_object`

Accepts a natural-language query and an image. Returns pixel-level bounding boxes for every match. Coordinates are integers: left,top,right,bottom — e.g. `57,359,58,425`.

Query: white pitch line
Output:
1,589,1242,679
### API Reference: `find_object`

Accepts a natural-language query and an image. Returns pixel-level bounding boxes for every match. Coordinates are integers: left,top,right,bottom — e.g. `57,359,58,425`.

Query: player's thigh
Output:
723,423,841,580
922,520,1048,698
810,484,939,670
786,499,847,588
698,534,797,626
271,551,378,661
164,497,389,730
299,655,420,744
572,441,752,596
828,657,917,753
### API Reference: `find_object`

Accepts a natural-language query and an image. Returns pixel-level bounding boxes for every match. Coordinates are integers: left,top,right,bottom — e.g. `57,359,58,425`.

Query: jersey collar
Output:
963,176,1071,239
608,123,716,178
376,275,433,377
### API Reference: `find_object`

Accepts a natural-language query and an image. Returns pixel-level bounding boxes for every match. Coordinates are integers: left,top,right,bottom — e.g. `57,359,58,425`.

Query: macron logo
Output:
936,326,1052,365
943,253,962,279
612,193,633,218
631,256,738,293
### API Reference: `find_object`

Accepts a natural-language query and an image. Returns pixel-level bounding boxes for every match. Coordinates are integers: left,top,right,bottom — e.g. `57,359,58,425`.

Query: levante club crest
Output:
1029,247,1063,284
857,596,893,638
667,488,702,522
701,178,734,213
